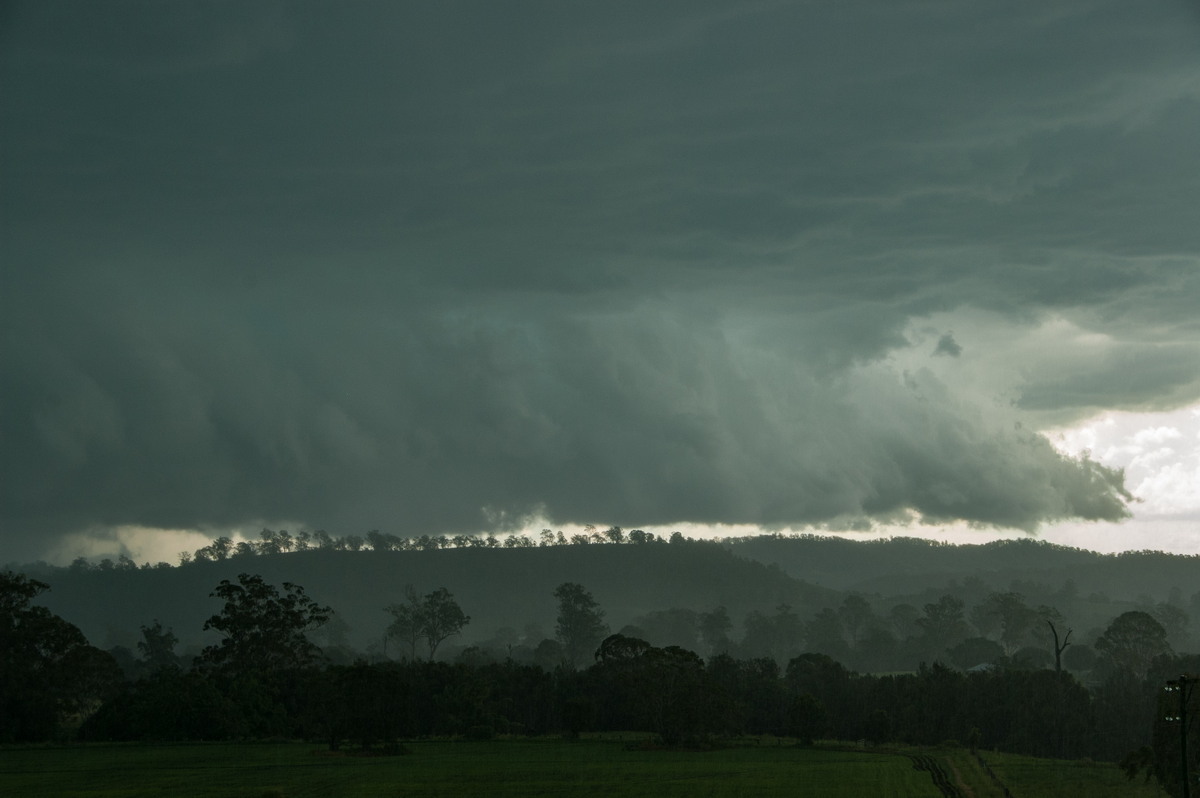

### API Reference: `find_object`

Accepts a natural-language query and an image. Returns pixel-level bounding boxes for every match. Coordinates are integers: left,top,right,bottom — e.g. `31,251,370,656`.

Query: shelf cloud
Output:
3,1,1198,561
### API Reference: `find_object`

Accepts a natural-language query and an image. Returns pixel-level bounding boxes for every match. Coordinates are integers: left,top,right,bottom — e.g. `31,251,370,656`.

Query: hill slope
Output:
727,535,1200,600
23,541,834,651
14,535,1200,656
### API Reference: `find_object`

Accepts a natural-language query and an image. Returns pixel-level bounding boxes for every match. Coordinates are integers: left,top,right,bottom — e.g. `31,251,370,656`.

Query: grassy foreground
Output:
976,750,1163,798
2,738,942,798
0,737,1165,798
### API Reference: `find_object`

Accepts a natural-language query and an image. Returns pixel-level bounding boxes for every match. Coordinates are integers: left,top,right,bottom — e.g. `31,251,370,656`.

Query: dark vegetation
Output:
3,532,1199,795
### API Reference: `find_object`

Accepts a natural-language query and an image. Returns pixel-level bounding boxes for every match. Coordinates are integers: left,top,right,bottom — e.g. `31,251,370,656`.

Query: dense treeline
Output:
4,567,1198,796
57,526,685,572
79,647,1184,760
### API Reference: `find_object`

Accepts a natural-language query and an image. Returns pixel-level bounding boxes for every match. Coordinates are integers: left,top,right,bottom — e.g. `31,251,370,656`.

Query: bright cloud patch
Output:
1049,404,1200,518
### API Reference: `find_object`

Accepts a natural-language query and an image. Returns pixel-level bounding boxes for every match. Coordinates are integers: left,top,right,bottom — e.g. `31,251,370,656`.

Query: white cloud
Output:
44,526,213,566
1042,402,1200,552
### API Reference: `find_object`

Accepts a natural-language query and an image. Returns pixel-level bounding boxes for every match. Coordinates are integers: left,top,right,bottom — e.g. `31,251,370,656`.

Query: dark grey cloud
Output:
3,0,1197,560
934,334,962,358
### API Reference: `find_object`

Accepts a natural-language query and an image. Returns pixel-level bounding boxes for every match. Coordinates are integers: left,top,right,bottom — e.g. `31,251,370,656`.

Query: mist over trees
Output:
385,586,470,661
554,582,608,670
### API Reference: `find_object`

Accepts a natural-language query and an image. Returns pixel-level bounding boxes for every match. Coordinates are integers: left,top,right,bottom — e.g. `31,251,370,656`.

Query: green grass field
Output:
976,750,1164,798
1,738,942,798
0,738,1164,798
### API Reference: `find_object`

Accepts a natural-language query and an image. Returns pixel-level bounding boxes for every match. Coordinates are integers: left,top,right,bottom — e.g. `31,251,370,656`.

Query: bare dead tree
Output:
1047,621,1073,673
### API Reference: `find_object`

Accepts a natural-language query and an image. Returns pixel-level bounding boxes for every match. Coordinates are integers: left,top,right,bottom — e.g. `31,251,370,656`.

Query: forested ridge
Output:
17,539,835,654
12,533,1199,657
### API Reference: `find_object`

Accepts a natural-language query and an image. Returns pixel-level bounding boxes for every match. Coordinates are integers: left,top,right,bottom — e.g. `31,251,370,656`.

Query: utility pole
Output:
1166,675,1195,798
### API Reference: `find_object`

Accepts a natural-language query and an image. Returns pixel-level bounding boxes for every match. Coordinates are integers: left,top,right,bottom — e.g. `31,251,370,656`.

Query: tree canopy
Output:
1,571,120,742
553,582,608,669
385,586,470,660
197,573,331,675
1095,610,1171,677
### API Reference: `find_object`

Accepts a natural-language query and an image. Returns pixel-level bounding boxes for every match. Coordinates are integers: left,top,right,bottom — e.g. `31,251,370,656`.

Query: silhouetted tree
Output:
554,583,608,670
420,588,470,660
210,537,233,560
385,586,471,661
1,572,121,741
1151,602,1191,652
975,592,1039,654
197,574,330,675
699,606,733,656
742,604,804,664
639,645,712,744
785,653,854,739
592,634,715,744
365,530,392,552
1095,611,1172,678
888,603,921,640
838,595,876,647
1047,621,1072,673
806,607,849,662
136,620,180,674
595,632,652,663
385,586,424,660
915,595,970,660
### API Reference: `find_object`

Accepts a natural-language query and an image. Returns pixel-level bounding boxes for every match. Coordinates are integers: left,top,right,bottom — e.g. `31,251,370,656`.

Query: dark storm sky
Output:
3,1,1199,561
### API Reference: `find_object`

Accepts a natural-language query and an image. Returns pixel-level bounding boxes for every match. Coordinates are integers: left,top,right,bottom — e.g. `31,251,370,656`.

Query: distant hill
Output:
723,535,1200,642
20,541,835,652
12,535,1199,658
724,535,1200,602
